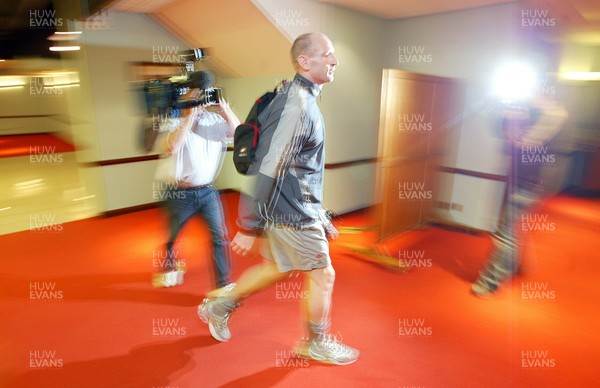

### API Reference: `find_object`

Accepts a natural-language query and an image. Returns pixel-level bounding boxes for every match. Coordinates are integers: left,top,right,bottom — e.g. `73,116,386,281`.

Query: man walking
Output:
198,33,359,365
153,72,239,290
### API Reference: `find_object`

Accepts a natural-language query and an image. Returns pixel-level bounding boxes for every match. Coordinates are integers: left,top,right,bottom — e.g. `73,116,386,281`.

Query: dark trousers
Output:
164,185,232,288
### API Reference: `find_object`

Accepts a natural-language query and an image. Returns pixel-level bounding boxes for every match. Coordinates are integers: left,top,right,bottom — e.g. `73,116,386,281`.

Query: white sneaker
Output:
197,298,235,342
294,334,359,365
206,282,237,298
153,270,184,288
174,269,185,286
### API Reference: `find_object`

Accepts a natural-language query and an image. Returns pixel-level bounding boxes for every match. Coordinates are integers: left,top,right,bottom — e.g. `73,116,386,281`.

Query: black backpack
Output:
233,82,287,175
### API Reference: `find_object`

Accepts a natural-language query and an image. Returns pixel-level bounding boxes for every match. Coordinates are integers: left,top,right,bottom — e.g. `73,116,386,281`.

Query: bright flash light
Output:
492,62,537,102
560,72,600,81
49,46,81,52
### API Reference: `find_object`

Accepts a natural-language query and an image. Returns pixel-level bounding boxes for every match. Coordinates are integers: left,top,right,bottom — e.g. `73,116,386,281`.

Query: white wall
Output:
382,4,522,82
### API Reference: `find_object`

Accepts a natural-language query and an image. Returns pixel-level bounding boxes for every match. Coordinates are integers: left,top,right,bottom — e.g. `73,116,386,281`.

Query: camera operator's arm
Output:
518,98,568,147
218,98,240,138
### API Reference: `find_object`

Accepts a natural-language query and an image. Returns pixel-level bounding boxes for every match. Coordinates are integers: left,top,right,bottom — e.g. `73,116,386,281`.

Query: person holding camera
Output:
197,33,359,366
153,71,240,291
471,93,568,297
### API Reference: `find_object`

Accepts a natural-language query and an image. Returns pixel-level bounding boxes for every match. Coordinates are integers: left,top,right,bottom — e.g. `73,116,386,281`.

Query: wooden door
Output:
374,69,465,240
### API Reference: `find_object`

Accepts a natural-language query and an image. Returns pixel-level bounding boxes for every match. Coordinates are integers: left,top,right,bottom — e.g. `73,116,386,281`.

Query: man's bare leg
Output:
302,264,335,338
294,263,359,365
206,259,289,300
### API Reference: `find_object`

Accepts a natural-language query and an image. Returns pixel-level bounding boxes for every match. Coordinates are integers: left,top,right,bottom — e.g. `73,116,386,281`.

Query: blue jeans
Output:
164,185,232,287
478,178,540,288
488,187,537,270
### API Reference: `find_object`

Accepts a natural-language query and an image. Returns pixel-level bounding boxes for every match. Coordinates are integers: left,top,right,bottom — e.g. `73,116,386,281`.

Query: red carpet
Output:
1,192,599,387
0,133,75,158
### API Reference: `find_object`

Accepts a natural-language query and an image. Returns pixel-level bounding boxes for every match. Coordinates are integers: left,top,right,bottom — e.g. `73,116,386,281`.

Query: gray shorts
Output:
260,222,332,272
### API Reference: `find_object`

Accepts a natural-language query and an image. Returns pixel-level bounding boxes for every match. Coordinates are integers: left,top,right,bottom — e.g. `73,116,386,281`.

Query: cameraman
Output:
153,71,240,291
471,93,568,297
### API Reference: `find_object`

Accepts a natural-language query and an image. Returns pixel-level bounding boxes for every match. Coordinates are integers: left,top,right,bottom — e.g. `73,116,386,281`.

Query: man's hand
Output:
217,98,241,134
318,209,339,240
231,232,256,256
324,223,339,240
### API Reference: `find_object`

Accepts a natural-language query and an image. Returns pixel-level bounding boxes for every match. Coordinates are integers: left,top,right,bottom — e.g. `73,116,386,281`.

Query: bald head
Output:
290,32,338,85
290,33,328,68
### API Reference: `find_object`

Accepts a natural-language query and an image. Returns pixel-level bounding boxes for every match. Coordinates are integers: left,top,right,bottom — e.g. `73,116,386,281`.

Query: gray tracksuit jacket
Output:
237,74,326,234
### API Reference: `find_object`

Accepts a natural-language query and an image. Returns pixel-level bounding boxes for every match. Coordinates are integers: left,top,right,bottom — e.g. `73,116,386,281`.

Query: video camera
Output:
143,48,222,114
143,71,223,115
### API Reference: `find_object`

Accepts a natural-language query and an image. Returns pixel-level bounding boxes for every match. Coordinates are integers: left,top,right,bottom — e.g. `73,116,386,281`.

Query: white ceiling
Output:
316,0,517,20
109,0,600,44
111,0,516,16
118,0,293,77
108,0,177,13
317,0,600,45
107,0,600,77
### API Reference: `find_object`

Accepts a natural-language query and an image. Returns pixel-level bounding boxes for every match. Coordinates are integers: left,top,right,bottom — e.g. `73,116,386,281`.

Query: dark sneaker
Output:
197,298,234,342
471,261,516,297
294,335,359,365
471,274,499,297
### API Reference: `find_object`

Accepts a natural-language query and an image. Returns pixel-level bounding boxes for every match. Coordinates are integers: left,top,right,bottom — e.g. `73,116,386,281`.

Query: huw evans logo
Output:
29,145,63,164
398,249,432,269
275,145,312,165
521,9,556,28
275,9,310,27
521,349,556,369
152,46,186,64
535,77,556,96
521,213,556,232
29,9,63,29
274,349,309,368
29,281,63,301
399,113,432,132
264,213,307,231
398,46,432,63
399,318,433,337
152,318,187,337
152,181,188,201
399,182,433,200
29,213,64,233
521,282,556,301
29,350,63,369
29,78,63,96
151,248,186,272
521,145,556,166
275,278,308,302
